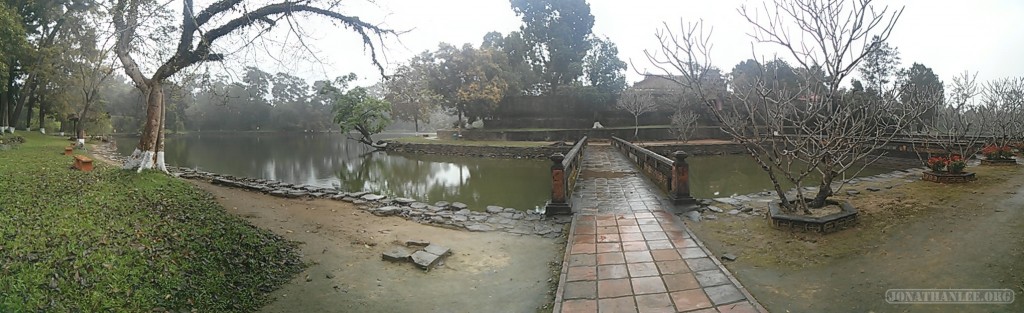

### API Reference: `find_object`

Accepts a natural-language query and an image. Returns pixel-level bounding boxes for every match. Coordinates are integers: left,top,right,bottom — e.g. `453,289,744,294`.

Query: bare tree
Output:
978,77,1024,148
644,0,938,213
69,14,118,147
669,110,698,142
913,72,986,161
616,89,657,138
112,0,395,172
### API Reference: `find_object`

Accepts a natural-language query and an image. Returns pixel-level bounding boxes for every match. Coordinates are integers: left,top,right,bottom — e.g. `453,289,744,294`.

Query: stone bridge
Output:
546,139,764,313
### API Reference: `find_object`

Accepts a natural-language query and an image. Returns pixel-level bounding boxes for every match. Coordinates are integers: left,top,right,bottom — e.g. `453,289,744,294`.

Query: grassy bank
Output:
691,164,1023,269
0,133,303,311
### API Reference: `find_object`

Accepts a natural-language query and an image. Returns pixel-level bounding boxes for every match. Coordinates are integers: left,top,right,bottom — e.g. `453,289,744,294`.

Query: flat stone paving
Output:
553,145,765,313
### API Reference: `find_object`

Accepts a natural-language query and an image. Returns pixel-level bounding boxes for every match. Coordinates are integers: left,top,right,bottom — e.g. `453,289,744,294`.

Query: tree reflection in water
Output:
113,133,550,210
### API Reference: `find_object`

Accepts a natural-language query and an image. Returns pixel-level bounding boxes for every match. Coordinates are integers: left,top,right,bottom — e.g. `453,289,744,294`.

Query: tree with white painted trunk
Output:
112,0,393,172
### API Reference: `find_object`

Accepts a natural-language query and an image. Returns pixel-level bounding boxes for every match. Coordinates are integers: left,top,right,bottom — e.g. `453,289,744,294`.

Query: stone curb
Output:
92,143,570,238
549,213,578,313
679,212,768,312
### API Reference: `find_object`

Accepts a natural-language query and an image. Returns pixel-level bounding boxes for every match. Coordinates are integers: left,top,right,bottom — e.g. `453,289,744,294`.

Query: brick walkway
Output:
552,146,765,313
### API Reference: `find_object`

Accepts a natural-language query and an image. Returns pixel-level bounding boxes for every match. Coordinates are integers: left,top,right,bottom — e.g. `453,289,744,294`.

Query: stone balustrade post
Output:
545,153,572,215
671,151,696,205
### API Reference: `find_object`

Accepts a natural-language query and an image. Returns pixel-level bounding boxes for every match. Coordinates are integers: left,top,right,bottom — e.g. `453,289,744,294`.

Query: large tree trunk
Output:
809,170,835,209
37,94,46,133
76,94,95,146
11,82,32,130
414,116,419,133
1,69,12,132
457,110,464,135
0,85,6,133
24,96,33,131
353,125,386,150
634,115,640,138
122,81,167,172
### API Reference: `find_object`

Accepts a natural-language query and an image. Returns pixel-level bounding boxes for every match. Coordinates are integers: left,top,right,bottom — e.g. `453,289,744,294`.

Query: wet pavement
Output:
552,145,765,313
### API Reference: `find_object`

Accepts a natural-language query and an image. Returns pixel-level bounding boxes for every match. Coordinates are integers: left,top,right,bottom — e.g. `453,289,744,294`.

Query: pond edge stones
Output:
684,167,926,224
164,166,569,238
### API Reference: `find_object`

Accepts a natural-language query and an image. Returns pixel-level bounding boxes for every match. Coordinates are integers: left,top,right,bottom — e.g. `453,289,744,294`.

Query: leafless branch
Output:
644,0,922,213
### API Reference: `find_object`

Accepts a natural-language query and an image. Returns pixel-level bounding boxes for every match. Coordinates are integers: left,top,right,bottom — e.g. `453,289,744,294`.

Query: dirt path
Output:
691,168,1024,312
192,181,563,313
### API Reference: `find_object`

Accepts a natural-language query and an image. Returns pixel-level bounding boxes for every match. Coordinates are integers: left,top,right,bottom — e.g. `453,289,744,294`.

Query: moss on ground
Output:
0,133,303,312
692,164,1023,269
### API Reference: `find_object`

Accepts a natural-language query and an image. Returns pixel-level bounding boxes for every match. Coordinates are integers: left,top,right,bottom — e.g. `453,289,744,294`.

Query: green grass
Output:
0,133,303,312
393,136,554,147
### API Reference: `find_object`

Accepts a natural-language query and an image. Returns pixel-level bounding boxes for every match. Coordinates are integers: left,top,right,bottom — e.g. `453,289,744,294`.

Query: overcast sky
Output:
255,0,1024,88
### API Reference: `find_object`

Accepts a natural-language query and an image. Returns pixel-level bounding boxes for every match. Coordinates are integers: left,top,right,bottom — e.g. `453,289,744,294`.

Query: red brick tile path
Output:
551,146,765,313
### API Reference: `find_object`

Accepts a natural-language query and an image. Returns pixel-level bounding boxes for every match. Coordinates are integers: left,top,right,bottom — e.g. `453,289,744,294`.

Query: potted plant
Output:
946,155,967,173
922,154,976,183
981,144,1017,165
926,156,947,173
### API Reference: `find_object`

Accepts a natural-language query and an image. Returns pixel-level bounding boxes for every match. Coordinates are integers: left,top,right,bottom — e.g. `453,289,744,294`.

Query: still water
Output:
113,133,551,210
112,133,890,209
686,155,890,197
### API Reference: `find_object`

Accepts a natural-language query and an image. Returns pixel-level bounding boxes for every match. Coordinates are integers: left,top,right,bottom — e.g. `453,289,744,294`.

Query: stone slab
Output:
405,240,430,247
423,244,451,256
466,224,494,232
361,194,386,201
704,284,746,305
372,206,402,216
382,247,413,262
394,197,416,204
411,251,442,270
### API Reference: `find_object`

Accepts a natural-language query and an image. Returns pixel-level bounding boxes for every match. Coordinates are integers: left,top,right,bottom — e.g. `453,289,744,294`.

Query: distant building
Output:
632,74,685,93
628,74,723,114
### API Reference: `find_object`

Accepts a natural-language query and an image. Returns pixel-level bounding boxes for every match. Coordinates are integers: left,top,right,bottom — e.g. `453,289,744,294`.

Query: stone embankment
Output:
93,143,568,238
681,167,930,222
193,170,568,237
385,141,569,159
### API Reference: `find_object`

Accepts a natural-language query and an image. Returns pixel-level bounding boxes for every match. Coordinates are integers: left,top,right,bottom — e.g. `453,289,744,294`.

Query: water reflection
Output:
687,155,889,198
334,151,548,209
112,134,891,209
113,133,551,210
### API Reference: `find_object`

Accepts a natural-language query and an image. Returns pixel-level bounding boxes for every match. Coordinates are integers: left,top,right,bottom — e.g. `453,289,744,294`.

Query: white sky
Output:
252,0,1024,88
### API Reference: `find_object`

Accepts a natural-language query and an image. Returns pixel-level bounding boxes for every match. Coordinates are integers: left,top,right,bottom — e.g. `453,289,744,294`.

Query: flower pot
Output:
981,158,1018,166
768,199,858,233
922,171,976,183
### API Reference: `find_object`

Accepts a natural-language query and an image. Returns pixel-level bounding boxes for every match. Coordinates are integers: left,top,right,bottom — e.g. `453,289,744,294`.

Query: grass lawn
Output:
0,133,303,312
393,136,555,147
692,164,1023,269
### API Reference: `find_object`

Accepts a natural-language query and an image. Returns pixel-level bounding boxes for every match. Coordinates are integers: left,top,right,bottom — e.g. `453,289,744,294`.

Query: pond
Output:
112,133,551,211
112,133,890,210
686,154,890,198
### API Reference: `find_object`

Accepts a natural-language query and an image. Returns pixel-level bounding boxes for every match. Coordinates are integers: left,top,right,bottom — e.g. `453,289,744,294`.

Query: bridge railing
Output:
611,136,695,205
545,136,588,215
